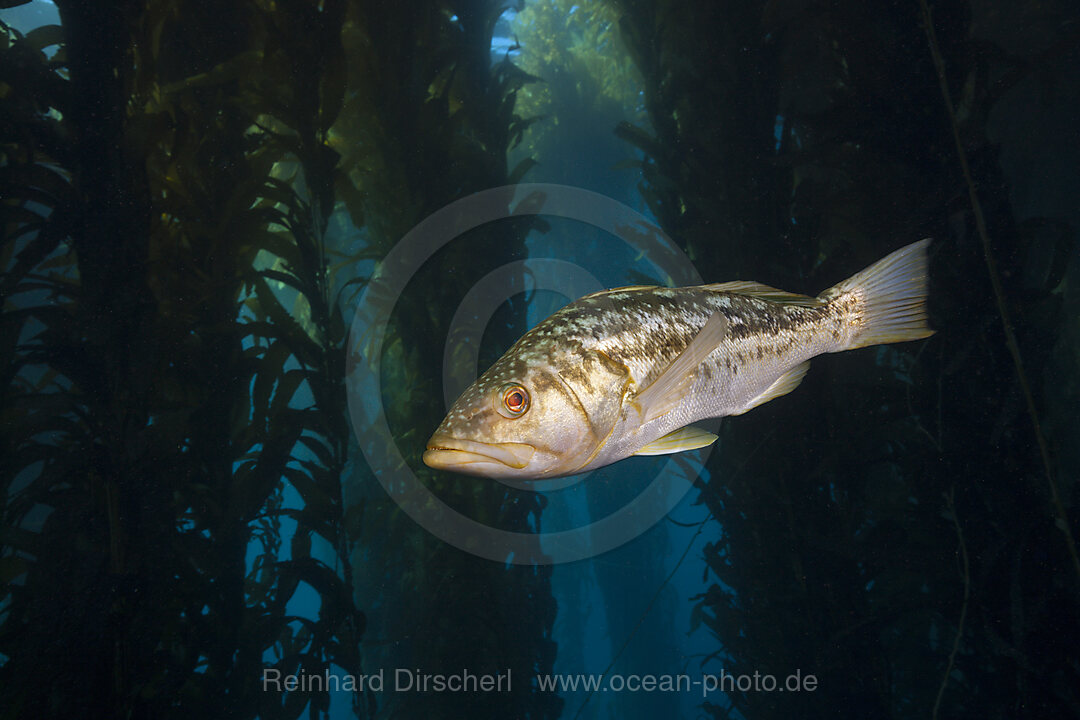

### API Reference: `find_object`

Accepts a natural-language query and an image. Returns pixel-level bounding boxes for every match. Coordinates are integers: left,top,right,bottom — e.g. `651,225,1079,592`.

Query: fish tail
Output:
823,239,935,350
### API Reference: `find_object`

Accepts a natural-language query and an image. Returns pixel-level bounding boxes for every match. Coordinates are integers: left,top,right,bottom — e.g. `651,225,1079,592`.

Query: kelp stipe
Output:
332,2,561,720
613,0,1080,717
0,2,365,717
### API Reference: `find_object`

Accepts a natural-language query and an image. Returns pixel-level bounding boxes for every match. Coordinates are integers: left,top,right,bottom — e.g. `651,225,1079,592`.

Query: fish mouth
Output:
423,434,536,473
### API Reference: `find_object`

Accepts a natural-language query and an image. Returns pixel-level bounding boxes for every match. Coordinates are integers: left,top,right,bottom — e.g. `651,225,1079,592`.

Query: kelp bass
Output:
424,240,933,479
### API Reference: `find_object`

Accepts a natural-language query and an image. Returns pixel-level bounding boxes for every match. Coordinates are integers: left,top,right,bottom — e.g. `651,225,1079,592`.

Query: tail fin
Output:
822,239,934,350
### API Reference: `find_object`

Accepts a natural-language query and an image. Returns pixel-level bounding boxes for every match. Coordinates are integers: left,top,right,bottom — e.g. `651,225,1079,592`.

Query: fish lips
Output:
423,434,537,475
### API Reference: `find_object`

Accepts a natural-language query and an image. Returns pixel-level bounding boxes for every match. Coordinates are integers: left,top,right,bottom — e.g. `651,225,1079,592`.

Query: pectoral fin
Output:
634,426,719,456
733,361,810,415
632,312,729,424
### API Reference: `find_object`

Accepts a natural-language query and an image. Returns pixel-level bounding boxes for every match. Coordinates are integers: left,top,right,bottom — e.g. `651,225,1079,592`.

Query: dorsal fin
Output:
579,284,658,300
705,281,823,307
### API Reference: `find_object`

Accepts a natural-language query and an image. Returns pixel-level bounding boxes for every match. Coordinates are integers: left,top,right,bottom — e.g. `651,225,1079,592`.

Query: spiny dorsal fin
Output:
705,281,823,307
732,361,811,415
634,425,718,456
579,284,659,300
632,311,728,424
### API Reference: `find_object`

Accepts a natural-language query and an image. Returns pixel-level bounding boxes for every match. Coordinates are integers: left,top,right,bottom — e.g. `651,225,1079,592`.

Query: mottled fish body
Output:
424,240,934,479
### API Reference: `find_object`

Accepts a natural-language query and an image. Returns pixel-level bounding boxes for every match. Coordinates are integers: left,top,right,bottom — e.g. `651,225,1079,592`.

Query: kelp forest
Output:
1,0,1078,719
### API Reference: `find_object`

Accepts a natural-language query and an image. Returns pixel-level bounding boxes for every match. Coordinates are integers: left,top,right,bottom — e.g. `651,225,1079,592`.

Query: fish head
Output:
423,346,629,479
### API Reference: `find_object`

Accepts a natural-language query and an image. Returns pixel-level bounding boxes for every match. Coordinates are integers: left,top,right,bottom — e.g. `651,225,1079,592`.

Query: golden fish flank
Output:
423,240,934,479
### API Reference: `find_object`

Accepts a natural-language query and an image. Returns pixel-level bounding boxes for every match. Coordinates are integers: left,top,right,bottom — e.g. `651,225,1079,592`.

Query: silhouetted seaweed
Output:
1,2,365,717
332,3,561,719
613,0,1080,717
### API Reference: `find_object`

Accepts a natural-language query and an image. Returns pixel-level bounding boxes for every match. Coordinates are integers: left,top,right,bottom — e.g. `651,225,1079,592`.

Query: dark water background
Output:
2,1,1079,718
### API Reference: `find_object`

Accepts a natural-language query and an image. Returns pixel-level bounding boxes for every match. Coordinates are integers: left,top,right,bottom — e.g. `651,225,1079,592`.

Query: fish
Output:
423,239,934,479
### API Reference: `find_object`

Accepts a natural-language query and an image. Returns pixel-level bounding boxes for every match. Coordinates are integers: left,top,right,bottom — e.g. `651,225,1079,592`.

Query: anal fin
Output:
733,361,811,415
634,426,718,456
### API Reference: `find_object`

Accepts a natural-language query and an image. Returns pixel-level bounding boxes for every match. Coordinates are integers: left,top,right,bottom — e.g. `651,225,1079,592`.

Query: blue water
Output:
4,1,1078,718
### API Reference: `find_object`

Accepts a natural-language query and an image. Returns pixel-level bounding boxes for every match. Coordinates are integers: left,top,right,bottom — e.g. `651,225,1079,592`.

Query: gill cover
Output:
555,349,632,471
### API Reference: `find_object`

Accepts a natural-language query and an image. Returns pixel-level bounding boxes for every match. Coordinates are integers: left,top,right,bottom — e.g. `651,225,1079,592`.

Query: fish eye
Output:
498,383,530,418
